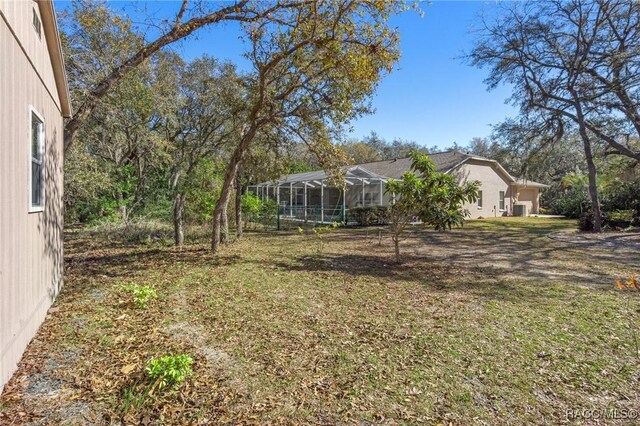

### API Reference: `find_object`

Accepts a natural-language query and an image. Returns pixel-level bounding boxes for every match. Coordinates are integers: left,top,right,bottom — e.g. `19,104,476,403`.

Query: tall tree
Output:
209,1,405,252
164,57,244,245
61,4,174,221
468,0,640,230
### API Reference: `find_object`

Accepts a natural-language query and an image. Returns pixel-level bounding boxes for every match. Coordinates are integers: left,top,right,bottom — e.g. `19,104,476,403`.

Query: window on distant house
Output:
499,191,505,211
30,109,45,211
33,8,42,39
477,190,483,209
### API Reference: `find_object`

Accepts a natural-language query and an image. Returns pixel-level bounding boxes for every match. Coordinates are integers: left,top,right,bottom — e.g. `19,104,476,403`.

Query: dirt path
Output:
397,222,638,287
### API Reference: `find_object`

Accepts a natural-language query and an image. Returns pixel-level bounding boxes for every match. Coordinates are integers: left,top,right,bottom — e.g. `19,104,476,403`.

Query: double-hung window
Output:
477,190,483,209
30,109,45,211
499,191,505,211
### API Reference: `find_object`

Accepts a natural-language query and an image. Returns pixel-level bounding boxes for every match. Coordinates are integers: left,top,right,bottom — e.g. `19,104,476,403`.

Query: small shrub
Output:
145,354,194,390
347,206,390,226
608,209,635,221
241,193,277,229
577,210,604,231
298,222,341,254
122,284,157,309
90,218,173,244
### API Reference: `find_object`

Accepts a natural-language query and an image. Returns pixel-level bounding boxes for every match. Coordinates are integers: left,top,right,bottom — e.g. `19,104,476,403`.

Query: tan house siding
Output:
452,159,514,219
514,188,539,215
0,1,65,390
0,0,61,111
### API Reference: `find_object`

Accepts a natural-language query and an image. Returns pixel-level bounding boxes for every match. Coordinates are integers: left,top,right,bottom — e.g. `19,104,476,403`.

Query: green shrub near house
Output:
347,206,390,226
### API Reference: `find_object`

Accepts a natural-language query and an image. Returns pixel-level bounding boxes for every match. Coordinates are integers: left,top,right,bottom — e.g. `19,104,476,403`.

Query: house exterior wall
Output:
1,2,65,390
451,160,514,219
514,188,539,215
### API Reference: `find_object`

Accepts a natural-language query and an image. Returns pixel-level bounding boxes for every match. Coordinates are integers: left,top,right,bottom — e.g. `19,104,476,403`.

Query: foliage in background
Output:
60,3,174,223
88,219,173,245
338,131,431,164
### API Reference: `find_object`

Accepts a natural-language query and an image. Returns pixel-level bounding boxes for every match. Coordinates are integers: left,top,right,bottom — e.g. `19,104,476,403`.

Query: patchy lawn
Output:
1,217,639,425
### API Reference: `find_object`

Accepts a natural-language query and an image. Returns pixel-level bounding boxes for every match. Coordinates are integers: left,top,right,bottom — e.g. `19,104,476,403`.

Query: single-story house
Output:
1,0,71,390
248,150,548,221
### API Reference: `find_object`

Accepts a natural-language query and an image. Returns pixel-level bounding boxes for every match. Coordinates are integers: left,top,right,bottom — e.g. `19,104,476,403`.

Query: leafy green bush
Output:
608,209,634,221
122,284,157,309
347,206,390,226
145,354,194,390
544,184,590,218
242,193,278,228
602,179,640,219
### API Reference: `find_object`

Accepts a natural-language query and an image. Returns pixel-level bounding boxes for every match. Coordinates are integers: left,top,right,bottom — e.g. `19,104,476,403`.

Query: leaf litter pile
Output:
1,218,639,425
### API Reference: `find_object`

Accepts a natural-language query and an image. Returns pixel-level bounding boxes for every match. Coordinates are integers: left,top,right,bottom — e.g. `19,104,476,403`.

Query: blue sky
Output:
60,1,517,150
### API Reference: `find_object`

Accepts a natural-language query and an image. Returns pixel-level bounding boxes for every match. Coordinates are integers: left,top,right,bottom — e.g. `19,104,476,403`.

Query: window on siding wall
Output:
30,110,45,211
477,190,483,208
33,8,42,39
499,191,505,210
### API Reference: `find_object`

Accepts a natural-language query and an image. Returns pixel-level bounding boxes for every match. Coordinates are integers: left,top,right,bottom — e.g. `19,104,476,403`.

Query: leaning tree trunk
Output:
173,192,186,246
212,124,257,253
235,171,243,240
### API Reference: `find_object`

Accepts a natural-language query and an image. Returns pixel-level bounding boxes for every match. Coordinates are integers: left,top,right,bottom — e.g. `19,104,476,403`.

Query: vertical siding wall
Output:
0,2,64,390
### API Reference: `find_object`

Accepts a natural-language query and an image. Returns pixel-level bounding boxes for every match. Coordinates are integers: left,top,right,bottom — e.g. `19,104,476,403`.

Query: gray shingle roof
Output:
356,150,470,178
253,149,550,187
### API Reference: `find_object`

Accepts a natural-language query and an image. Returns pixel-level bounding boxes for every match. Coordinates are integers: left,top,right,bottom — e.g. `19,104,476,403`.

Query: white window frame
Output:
499,190,505,211
32,7,42,40
477,190,483,209
28,106,45,213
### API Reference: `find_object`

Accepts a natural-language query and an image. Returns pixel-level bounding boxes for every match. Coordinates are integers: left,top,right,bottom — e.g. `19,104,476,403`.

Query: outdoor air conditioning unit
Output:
513,204,527,217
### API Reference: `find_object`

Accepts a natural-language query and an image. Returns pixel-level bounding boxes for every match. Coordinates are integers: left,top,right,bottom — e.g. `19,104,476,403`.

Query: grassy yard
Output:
1,217,639,425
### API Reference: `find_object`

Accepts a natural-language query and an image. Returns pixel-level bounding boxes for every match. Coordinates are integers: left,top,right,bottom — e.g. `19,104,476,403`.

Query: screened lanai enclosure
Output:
247,166,391,228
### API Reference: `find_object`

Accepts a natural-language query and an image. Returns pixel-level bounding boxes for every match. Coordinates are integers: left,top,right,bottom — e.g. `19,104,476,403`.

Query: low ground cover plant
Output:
145,354,194,391
121,284,157,309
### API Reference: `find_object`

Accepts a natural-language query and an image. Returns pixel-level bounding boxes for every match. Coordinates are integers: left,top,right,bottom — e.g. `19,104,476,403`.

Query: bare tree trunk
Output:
581,132,603,232
235,171,243,240
221,197,229,244
393,235,400,264
212,124,257,253
573,94,603,232
116,190,128,222
173,192,186,246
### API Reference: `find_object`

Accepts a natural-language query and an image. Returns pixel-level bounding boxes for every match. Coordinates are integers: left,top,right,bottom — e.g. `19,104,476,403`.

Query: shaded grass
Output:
1,218,639,425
